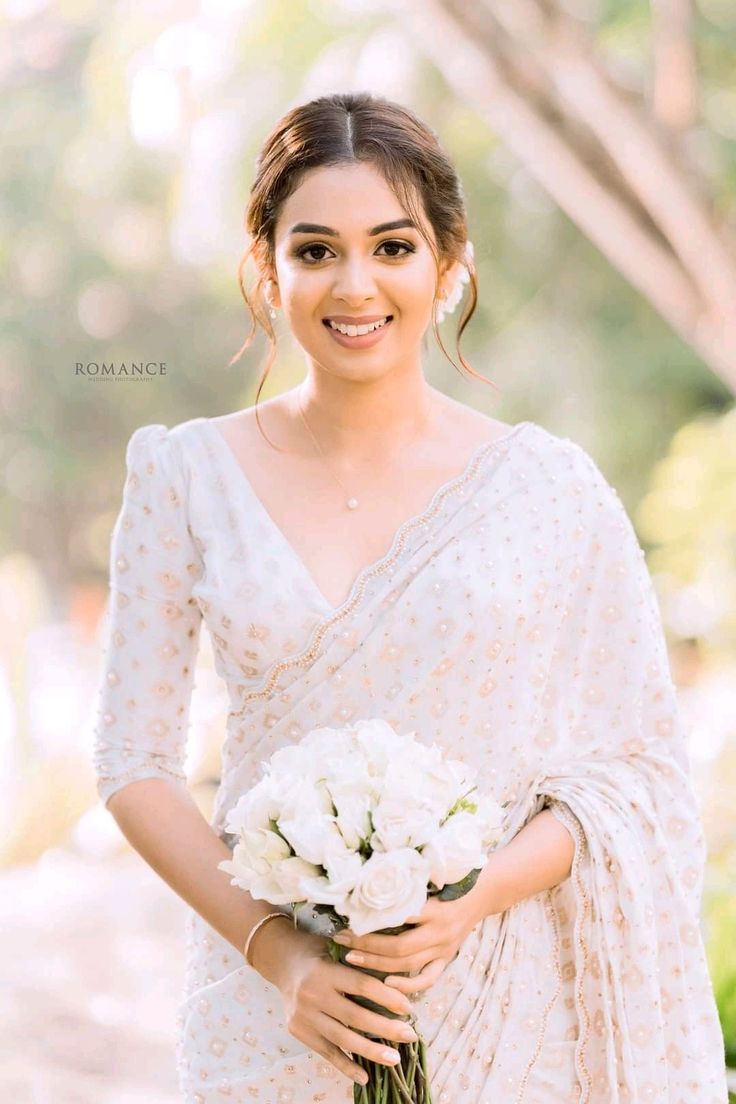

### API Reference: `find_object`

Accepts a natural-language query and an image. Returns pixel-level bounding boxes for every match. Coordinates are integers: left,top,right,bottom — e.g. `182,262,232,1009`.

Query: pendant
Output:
346,497,359,510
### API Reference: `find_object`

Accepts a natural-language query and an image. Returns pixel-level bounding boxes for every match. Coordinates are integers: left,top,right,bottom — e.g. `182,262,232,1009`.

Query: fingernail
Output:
400,1027,418,1042
382,1048,401,1063
346,951,364,964
333,933,350,944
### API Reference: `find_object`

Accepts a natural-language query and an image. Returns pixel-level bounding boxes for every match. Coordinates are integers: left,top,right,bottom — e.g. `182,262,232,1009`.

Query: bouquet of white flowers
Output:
219,718,505,1103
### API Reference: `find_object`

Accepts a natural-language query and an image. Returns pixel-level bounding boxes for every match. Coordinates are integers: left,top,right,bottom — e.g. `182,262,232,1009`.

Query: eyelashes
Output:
294,240,416,265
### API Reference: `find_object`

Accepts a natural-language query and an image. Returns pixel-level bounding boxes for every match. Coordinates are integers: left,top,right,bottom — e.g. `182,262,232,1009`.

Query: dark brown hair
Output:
227,91,497,437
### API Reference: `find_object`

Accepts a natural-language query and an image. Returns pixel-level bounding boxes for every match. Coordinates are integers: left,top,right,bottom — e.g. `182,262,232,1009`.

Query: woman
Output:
92,92,728,1102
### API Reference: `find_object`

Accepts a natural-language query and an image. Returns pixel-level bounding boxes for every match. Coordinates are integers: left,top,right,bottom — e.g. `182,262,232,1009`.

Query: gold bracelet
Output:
243,911,291,967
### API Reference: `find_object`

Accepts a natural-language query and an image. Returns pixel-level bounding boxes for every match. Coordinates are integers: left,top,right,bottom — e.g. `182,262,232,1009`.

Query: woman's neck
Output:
287,375,443,464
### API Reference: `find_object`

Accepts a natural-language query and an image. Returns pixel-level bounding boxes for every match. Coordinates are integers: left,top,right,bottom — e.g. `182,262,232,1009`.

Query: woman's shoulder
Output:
126,414,211,452
518,422,634,540
512,419,613,489
123,417,210,489
442,401,612,495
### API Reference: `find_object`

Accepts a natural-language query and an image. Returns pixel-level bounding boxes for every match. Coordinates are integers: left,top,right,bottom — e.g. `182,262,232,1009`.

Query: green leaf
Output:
436,867,481,901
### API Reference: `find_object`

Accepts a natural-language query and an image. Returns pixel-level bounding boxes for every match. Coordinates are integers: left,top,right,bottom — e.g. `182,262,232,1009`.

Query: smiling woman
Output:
91,91,728,1104
227,93,487,438
253,160,465,394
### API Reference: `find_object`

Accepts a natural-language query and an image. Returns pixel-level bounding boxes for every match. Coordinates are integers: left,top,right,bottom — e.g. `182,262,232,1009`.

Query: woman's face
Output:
268,161,454,383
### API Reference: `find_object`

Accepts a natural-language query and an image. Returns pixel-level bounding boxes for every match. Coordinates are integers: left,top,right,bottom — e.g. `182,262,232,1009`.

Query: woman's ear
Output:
261,268,281,311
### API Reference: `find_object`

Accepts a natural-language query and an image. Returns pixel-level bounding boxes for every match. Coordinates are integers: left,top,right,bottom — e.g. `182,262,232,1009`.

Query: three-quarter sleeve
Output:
92,423,204,806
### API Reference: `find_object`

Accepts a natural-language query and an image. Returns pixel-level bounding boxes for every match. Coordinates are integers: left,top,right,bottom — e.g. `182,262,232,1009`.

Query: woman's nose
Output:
332,256,377,300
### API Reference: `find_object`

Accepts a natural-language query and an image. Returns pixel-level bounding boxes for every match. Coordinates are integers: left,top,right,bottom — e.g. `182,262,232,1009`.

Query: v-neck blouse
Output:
198,416,533,616
92,415,533,805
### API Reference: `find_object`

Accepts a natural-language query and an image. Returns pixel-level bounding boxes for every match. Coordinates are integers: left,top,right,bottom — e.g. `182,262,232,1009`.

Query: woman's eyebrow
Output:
289,218,417,238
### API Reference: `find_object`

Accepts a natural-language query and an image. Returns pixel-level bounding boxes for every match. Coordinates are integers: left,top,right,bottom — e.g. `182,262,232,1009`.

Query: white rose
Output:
420,811,488,891
370,787,440,851
353,719,436,784
277,777,342,865
368,748,459,849
345,848,431,936
219,830,322,905
324,750,366,785
420,755,479,818
327,777,374,850
299,846,365,910
218,828,290,890
302,726,364,775
473,795,506,848
277,814,344,868
223,775,282,835
352,718,402,775
235,827,290,872
299,731,383,822
269,739,324,781
248,854,322,905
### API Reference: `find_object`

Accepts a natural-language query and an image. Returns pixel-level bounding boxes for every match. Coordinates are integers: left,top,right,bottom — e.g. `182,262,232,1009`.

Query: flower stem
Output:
404,1039,418,1094
419,1039,431,1104
388,1060,415,1104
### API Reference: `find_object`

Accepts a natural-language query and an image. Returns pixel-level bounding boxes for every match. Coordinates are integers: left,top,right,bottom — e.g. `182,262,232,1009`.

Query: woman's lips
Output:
322,316,393,350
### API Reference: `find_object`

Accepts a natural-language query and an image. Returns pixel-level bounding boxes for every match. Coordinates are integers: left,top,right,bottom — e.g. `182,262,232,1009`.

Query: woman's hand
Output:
252,924,419,1089
333,886,487,998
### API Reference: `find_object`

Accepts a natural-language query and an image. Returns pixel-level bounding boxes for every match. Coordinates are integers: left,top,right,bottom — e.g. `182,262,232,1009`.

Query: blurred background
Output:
1,0,735,1099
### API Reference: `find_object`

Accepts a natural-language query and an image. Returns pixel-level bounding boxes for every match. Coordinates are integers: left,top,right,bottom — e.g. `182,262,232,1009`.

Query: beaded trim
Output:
95,758,187,796
227,423,532,716
547,798,592,1101
514,889,563,1102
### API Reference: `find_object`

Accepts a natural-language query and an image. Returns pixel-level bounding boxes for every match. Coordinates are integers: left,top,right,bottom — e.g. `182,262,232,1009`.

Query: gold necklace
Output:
296,395,434,511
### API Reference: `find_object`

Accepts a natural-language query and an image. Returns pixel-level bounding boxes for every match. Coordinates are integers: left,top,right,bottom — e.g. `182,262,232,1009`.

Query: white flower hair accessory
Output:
436,240,474,324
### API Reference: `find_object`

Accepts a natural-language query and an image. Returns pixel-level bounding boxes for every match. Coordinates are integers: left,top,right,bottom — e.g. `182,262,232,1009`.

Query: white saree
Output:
92,416,728,1103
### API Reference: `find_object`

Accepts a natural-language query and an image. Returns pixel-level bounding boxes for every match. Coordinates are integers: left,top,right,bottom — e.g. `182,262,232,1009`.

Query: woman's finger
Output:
344,945,441,974
309,1035,369,1087
317,1010,405,1069
333,961,414,1016
385,956,449,994
324,991,418,1046
335,926,425,956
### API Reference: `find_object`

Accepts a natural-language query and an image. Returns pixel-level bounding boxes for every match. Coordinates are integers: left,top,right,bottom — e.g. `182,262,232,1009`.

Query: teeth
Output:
328,317,389,336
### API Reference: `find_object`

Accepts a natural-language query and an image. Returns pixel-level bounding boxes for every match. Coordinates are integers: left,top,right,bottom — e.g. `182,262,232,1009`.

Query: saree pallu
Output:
159,421,727,1103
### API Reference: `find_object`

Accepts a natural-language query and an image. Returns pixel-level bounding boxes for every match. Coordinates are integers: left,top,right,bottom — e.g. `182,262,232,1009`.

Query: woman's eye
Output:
295,240,415,265
296,244,333,264
376,239,415,258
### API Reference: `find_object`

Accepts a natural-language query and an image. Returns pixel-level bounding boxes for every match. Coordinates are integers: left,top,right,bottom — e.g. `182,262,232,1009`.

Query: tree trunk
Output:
398,0,736,387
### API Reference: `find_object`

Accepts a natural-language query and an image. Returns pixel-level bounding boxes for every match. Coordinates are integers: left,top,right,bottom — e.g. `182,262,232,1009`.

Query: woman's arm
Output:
93,427,300,980
108,777,300,980
111,777,418,1089
470,808,575,920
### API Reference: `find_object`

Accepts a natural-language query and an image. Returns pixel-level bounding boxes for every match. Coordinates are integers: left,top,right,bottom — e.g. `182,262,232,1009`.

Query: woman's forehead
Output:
275,163,428,239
